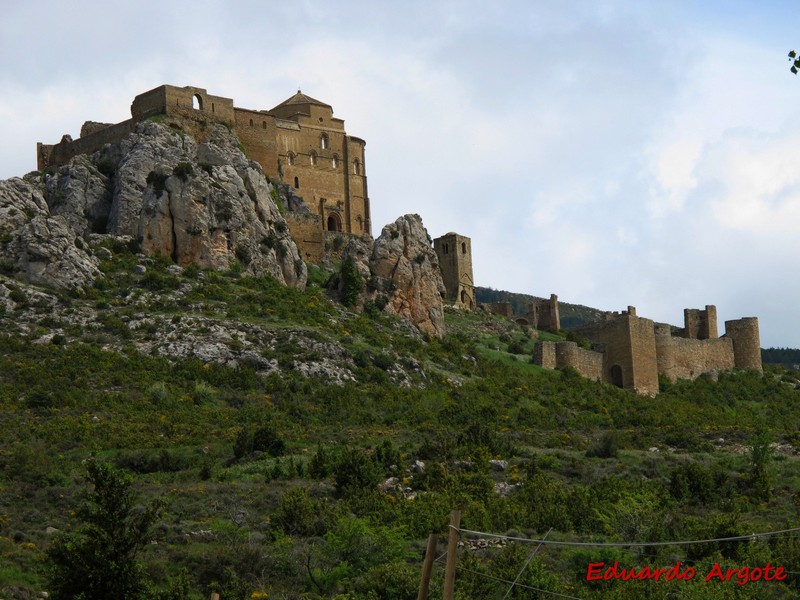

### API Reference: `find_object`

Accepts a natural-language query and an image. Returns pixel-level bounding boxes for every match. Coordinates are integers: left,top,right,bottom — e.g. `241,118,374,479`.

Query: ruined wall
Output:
555,342,603,381
725,317,763,372
481,302,513,318
433,232,475,309
656,323,735,382
684,305,719,339
38,119,137,170
533,341,557,370
528,294,560,332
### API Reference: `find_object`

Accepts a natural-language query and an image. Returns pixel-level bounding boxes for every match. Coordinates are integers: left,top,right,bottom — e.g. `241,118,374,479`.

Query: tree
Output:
789,50,800,74
46,458,161,600
339,256,362,307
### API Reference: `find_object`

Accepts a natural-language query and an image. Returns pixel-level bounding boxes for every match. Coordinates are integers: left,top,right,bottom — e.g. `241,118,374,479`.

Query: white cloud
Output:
1,0,799,347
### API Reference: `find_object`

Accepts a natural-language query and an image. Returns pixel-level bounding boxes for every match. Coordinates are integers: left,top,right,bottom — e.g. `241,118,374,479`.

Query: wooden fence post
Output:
443,509,461,600
417,533,438,600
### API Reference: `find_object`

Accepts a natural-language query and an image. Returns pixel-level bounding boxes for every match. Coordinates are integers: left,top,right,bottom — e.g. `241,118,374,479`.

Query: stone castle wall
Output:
536,306,762,395
725,317,762,371
285,213,324,264
655,327,735,382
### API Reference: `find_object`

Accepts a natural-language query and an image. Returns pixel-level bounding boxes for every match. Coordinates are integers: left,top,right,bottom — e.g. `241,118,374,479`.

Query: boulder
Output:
369,214,446,338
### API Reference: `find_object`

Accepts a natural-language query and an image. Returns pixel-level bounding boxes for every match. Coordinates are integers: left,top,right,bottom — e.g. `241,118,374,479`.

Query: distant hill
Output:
762,347,800,369
475,286,606,329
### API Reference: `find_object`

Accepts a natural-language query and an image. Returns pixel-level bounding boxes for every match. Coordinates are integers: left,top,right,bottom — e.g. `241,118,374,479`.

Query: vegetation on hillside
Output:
0,242,799,599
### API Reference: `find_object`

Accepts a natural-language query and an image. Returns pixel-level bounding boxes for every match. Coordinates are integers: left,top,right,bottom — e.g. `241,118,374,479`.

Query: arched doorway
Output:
193,94,203,110
610,365,624,388
327,213,342,232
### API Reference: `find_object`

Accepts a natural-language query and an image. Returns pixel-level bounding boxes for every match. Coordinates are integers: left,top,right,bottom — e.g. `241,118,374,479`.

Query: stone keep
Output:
433,232,475,309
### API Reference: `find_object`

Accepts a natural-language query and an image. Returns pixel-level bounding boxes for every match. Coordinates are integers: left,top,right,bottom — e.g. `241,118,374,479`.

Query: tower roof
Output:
271,90,332,111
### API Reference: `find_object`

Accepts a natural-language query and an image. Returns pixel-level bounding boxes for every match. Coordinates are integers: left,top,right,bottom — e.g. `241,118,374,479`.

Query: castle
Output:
36,85,762,394
532,305,762,396
37,84,371,263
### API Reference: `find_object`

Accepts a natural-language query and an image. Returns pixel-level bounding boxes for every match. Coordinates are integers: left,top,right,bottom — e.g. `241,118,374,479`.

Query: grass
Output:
1,243,800,598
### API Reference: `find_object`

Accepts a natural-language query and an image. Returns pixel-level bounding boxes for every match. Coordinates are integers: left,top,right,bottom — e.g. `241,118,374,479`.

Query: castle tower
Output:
724,317,762,372
433,232,475,309
527,294,560,332
684,305,718,339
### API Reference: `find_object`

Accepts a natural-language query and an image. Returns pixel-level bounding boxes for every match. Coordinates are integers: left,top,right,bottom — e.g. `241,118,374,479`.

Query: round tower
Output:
654,323,676,382
724,317,762,372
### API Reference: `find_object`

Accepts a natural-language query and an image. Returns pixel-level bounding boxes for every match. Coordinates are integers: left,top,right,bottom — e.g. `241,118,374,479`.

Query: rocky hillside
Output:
0,122,306,291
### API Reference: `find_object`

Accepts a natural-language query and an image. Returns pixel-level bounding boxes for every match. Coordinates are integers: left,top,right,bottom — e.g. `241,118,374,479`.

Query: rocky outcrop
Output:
340,214,446,338
0,122,306,290
0,177,101,288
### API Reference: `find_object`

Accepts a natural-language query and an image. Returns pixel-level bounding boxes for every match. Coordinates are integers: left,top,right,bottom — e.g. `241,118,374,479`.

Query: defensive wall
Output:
533,304,762,395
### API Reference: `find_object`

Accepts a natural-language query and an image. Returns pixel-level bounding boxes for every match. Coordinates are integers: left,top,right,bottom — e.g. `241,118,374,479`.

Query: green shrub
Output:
333,447,380,497
340,256,362,307
585,431,618,458
146,171,168,194
172,162,194,182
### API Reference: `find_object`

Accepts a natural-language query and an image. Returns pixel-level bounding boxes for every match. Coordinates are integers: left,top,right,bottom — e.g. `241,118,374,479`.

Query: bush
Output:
172,162,194,181
585,431,618,458
340,256,362,307
333,447,380,497
46,459,161,600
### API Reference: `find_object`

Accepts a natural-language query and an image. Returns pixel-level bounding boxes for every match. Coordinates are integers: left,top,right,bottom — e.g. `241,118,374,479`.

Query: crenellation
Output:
535,304,762,394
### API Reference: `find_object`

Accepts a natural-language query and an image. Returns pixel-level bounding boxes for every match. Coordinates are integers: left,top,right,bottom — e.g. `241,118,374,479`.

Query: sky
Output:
1,1,799,347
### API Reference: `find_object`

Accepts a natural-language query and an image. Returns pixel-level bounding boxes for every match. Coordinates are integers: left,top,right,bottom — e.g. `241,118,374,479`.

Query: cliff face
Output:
340,214,446,338
0,122,306,290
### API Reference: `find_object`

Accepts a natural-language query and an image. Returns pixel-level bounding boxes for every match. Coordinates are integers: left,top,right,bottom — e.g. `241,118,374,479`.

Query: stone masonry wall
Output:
285,213,324,263
725,317,763,371
656,333,735,382
555,342,603,381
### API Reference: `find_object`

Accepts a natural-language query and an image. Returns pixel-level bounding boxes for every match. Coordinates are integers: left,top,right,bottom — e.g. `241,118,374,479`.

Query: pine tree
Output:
46,458,161,600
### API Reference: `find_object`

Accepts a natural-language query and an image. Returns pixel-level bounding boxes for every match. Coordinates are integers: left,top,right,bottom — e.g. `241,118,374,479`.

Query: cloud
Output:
1,0,798,347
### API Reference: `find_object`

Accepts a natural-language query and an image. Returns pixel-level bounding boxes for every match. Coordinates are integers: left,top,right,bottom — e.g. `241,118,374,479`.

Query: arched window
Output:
262,121,267,129
327,213,341,232
356,215,363,231
461,242,467,254
287,152,295,166
249,118,254,126
353,159,361,175
320,133,329,149
192,94,203,110
310,151,317,166
294,176,299,189
332,154,339,169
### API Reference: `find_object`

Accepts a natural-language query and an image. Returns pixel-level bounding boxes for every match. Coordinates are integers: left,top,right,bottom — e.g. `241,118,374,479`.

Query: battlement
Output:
534,304,762,395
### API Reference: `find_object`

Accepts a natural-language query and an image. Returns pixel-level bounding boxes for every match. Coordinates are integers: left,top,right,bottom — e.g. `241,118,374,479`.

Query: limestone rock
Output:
0,177,100,289
0,121,306,290
111,122,306,288
337,214,445,337
369,214,446,338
